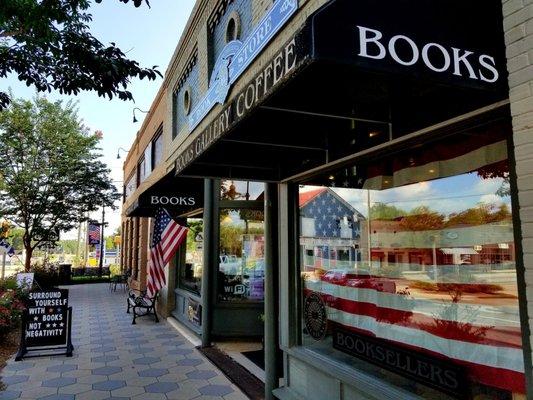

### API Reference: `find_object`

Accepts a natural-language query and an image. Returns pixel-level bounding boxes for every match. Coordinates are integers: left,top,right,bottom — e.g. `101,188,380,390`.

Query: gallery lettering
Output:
150,196,196,206
357,26,499,83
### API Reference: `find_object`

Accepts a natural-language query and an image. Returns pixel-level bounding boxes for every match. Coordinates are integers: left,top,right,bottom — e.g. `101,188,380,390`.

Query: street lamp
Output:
116,147,129,159
132,107,149,123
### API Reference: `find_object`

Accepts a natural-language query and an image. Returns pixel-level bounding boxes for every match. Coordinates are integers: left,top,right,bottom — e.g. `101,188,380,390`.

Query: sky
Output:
301,172,511,219
3,0,196,238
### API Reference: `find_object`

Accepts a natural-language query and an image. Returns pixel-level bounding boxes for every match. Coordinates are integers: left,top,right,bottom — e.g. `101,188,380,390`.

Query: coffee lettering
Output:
273,52,284,86
245,84,255,110
357,26,386,59
285,39,296,75
255,74,264,103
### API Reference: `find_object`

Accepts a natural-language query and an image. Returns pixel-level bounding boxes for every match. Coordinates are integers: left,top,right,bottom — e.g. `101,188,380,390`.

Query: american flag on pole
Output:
147,209,188,297
88,221,101,245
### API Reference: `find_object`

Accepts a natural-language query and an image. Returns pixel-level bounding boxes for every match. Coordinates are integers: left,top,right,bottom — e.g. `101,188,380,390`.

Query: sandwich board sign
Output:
16,288,74,360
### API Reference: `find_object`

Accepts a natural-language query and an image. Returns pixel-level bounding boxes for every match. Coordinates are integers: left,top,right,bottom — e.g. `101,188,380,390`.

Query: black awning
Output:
125,174,204,218
175,0,508,182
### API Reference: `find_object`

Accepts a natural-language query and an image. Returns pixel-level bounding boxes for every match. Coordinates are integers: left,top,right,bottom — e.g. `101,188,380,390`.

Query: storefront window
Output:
144,144,152,176
152,131,163,169
218,209,265,302
178,218,203,296
300,125,524,399
125,173,136,199
138,157,147,185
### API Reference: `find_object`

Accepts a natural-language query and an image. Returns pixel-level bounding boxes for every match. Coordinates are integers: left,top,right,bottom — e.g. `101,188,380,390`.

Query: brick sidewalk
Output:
0,284,248,400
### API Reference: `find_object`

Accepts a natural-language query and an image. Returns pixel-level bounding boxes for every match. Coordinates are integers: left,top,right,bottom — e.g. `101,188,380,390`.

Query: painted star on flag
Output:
46,323,51,328
59,322,64,327
49,308,54,313
33,316,38,321
52,323,57,327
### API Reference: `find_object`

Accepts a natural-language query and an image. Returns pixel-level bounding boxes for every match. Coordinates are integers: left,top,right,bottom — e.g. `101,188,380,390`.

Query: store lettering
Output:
150,196,196,206
333,329,463,396
357,26,499,83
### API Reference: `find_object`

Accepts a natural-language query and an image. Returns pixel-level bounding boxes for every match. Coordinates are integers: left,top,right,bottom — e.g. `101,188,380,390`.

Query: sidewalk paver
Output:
0,283,248,400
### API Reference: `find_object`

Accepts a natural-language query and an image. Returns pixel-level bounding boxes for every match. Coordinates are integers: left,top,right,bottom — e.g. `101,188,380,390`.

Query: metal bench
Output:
126,289,159,324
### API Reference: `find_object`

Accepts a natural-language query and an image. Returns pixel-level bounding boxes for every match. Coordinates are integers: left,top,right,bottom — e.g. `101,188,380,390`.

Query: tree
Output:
0,0,159,109
399,205,445,231
0,96,120,271
59,239,78,254
369,202,406,220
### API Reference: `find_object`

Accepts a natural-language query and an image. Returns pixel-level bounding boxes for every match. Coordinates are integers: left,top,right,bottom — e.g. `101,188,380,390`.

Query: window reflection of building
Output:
299,188,365,277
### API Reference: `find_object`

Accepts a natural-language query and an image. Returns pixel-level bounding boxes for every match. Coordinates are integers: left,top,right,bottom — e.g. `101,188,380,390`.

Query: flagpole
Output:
1,251,5,280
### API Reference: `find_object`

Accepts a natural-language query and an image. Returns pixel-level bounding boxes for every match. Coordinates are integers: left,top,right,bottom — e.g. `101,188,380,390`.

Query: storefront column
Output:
502,0,533,395
264,183,280,399
138,218,149,290
201,178,218,347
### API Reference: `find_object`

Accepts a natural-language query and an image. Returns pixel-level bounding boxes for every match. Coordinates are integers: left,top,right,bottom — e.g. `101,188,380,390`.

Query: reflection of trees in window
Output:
446,203,511,227
370,203,405,220
186,219,203,253
477,159,510,197
399,206,445,231
369,201,511,231
221,180,248,200
220,222,264,256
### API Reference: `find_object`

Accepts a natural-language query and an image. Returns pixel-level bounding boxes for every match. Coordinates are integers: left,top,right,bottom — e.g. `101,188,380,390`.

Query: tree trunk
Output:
25,245,33,272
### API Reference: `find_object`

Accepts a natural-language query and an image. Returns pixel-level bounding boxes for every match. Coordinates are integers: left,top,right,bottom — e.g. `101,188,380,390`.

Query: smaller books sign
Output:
16,289,74,360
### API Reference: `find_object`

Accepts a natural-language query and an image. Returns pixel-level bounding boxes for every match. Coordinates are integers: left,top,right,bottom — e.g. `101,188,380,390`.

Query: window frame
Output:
281,108,532,399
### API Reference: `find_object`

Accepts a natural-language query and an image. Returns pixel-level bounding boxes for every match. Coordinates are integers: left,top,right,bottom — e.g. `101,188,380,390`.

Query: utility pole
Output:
98,206,105,277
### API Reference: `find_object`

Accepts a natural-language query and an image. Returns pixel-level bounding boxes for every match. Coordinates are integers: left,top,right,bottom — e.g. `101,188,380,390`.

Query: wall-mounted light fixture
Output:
116,147,130,160
132,107,149,123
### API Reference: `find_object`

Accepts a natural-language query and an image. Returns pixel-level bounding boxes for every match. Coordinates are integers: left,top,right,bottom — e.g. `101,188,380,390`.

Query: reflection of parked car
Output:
321,269,396,293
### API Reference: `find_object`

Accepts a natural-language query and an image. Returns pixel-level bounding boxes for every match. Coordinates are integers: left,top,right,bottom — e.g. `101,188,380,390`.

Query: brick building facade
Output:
122,0,533,399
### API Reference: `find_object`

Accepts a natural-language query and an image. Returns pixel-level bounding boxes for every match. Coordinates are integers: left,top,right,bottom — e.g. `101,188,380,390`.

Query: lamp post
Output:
132,107,149,123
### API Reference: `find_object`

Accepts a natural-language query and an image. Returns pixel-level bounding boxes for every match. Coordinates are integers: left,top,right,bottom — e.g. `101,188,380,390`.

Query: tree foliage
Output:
0,0,159,109
0,96,120,270
370,202,405,220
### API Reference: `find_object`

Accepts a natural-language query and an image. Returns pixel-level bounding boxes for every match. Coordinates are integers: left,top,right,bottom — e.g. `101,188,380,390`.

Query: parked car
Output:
321,269,396,293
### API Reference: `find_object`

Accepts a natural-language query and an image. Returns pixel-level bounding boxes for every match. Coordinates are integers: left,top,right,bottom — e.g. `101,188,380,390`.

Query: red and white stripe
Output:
305,279,525,393
147,220,188,297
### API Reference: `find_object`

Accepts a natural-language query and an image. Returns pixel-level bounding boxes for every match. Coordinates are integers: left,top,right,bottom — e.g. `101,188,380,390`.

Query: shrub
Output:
32,264,59,289
109,264,121,277
0,282,25,338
